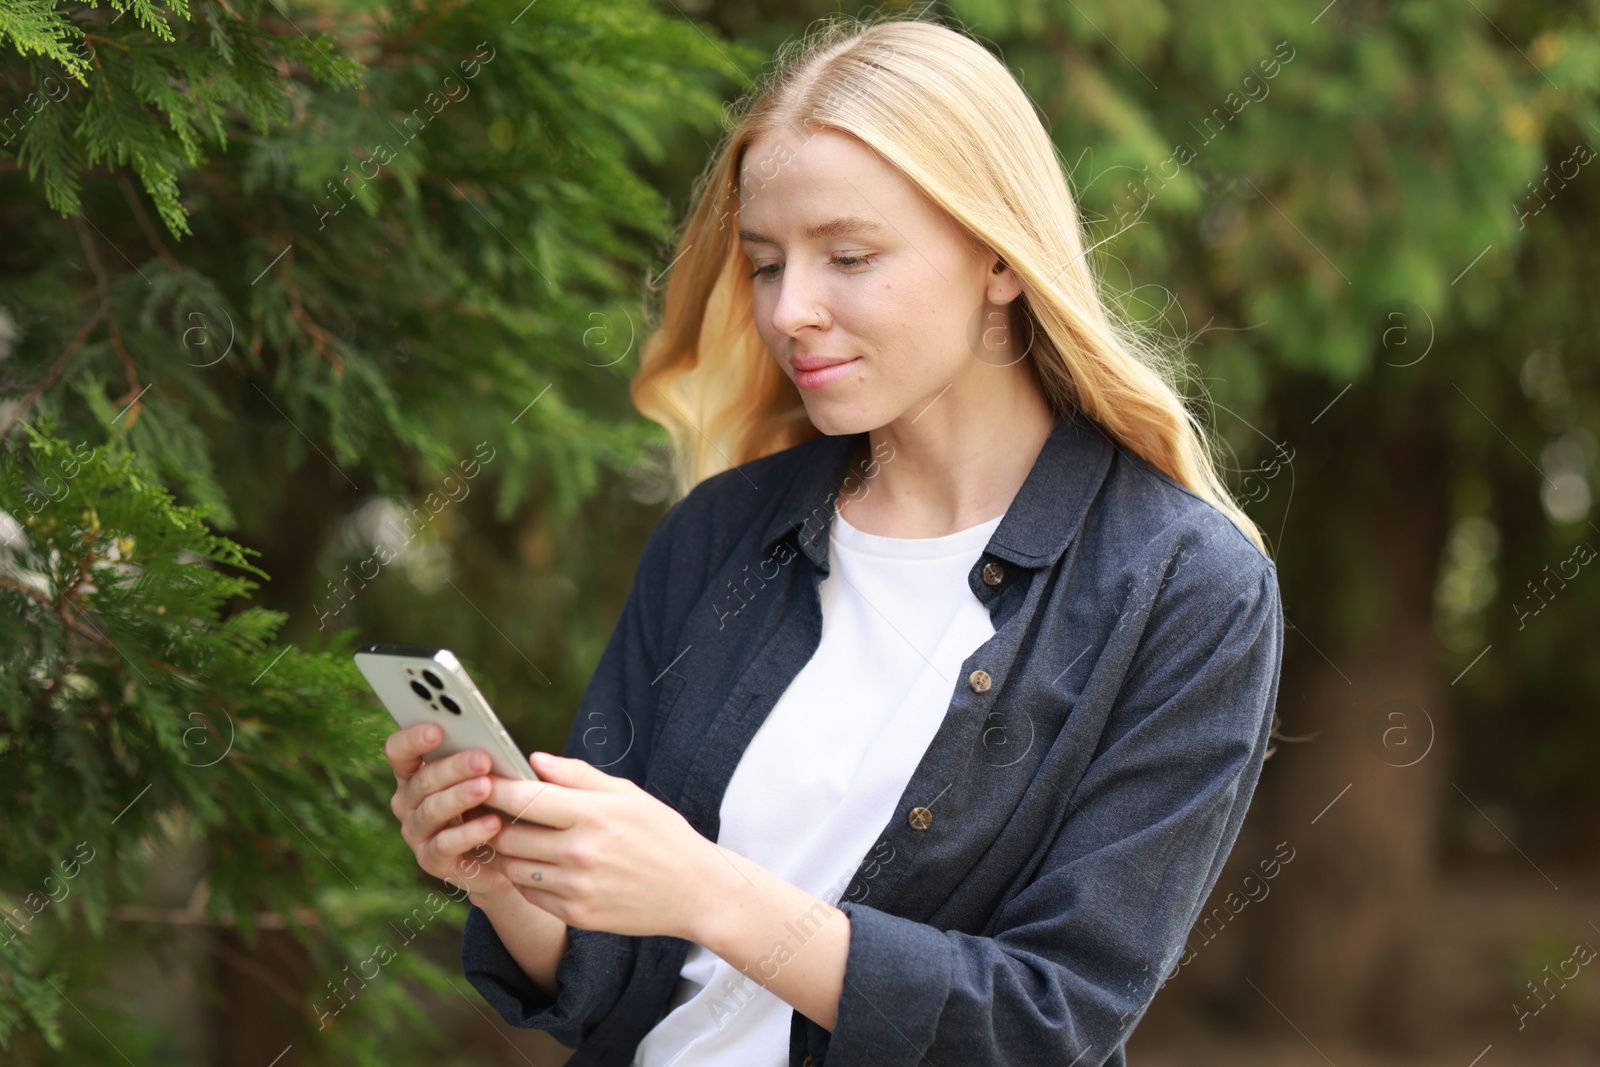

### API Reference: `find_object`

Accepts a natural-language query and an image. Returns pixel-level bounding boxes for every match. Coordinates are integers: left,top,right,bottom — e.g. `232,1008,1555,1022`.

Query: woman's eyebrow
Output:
738,216,890,244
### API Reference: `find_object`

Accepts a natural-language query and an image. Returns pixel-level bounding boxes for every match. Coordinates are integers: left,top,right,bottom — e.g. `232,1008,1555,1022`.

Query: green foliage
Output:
0,416,459,1058
1,0,759,533
0,0,759,1057
0,0,92,76
5,0,361,235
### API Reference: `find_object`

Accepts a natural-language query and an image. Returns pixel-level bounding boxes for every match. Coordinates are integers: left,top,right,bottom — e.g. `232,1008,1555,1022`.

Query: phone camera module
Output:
409,680,432,700
422,669,444,690
438,695,462,715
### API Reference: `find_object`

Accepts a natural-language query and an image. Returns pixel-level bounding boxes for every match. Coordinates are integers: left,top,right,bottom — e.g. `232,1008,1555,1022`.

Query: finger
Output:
530,752,627,792
410,776,494,844
385,722,444,783
405,748,495,808
431,811,503,865
497,854,565,894
486,818,562,861
485,776,573,829
461,802,500,824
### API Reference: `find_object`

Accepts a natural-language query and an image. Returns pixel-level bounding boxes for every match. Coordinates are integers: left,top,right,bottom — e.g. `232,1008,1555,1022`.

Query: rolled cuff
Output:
825,901,954,1065
461,903,638,1048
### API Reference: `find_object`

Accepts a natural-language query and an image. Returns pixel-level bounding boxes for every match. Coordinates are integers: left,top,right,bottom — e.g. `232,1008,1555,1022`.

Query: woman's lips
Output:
793,358,860,391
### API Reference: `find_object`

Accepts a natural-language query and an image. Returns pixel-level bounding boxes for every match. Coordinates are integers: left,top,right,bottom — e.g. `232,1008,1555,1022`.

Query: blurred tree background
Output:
1,0,1597,1064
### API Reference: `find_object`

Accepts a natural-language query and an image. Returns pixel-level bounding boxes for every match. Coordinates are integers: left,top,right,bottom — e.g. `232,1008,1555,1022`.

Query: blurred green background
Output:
1,0,1596,1063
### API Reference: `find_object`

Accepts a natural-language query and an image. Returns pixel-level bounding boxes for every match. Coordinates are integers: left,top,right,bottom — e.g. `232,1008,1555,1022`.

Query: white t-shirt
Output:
631,506,1004,1067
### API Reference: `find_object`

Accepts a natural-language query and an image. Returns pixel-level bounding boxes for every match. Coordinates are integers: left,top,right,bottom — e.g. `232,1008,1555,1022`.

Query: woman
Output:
385,13,1283,1067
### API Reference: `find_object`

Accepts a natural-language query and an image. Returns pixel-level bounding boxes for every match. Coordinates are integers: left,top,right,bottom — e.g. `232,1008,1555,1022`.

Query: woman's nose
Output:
769,265,825,336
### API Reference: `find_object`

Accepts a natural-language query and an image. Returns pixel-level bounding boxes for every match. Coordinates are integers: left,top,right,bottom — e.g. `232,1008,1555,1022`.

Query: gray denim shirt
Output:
462,405,1285,1067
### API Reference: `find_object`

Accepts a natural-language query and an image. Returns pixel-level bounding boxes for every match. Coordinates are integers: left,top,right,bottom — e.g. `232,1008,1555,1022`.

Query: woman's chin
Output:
801,402,879,438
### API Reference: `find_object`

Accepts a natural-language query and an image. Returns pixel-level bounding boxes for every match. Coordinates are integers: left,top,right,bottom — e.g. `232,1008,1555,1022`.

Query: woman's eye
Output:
747,254,875,281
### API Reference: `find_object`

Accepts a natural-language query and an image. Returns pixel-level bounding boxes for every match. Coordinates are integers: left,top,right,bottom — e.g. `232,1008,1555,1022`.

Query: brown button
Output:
802,1058,814,1067
908,806,933,830
968,669,991,693
981,560,1004,586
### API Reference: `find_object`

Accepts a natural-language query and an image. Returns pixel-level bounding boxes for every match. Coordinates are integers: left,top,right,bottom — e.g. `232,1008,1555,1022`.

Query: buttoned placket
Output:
784,538,1073,1067
830,556,1043,907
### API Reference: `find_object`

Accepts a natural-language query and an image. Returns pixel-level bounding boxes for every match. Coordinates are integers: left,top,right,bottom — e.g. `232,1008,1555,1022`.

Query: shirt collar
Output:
759,405,1115,574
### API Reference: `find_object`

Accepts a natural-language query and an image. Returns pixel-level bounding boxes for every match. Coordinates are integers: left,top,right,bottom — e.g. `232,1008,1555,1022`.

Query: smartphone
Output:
354,643,540,782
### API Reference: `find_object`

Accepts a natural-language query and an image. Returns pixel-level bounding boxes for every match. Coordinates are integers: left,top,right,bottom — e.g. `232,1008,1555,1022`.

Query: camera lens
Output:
439,695,462,715
409,680,432,700
422,669,444,690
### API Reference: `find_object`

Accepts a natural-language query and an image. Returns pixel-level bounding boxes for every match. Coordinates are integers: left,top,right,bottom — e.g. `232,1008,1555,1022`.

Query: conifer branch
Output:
271,237,345,376
117,173,187,284
0,218,112,438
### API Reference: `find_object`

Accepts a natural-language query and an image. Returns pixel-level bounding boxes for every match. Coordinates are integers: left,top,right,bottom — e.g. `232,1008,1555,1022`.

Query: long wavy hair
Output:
629,11,1266,554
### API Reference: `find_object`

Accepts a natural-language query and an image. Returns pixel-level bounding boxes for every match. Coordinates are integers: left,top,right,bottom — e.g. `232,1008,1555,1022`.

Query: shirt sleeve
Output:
819,561,1285,1067
460,490,692,1044
461,906,639,1046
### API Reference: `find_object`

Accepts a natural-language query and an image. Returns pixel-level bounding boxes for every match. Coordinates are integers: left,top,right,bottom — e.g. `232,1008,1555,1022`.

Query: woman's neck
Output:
834,397,1057,539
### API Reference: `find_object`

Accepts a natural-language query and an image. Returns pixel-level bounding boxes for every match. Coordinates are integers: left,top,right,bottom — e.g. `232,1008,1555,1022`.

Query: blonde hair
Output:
629,11,1266,554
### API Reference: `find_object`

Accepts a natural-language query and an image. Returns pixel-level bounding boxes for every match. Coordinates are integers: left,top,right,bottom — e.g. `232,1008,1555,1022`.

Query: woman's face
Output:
737,127,1021,436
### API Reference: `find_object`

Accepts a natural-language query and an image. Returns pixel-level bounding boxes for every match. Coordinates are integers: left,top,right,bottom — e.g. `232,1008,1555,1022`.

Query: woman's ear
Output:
987,261,1023,305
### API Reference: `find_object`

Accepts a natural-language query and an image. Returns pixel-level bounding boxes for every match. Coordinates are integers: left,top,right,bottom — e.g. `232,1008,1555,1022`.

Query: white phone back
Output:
354,644,539,781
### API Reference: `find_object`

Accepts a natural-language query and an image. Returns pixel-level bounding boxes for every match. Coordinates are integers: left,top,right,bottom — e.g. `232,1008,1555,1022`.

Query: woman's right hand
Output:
385,722,515,898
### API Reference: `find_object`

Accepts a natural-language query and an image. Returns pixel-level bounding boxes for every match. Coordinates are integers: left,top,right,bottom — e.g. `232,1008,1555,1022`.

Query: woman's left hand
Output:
479,751,726,940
